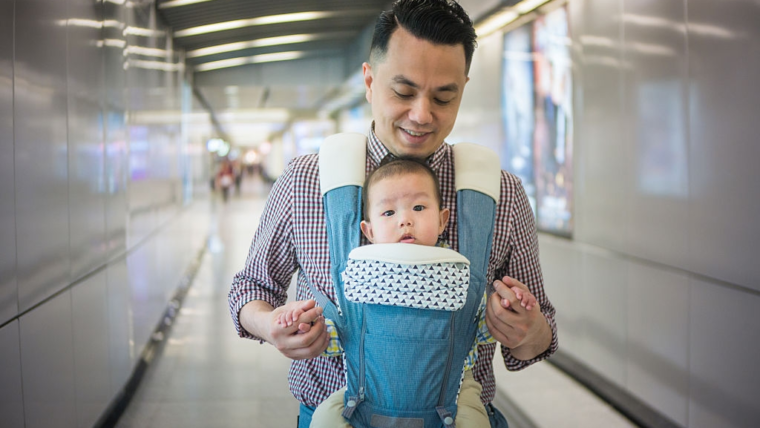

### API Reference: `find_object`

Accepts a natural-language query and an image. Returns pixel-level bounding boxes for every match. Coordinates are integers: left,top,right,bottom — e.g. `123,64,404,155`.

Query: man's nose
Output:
408,97,433,125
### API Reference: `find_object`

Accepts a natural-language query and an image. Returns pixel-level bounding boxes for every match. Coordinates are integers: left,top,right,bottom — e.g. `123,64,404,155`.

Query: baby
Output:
279,157,536,427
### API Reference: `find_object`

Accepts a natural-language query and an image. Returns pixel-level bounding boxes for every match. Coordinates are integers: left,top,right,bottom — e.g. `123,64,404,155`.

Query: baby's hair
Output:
362,157,443,221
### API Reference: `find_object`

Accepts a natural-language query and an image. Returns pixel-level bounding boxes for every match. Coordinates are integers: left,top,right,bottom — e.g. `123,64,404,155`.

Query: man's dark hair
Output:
362,157,443,221
370,0,477,74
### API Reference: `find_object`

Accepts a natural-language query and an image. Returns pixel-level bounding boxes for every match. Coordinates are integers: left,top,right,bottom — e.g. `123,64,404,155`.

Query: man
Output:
228,1,558,427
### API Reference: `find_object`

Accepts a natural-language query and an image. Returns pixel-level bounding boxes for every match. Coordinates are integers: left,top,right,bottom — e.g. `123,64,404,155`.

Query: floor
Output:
116,174,638,428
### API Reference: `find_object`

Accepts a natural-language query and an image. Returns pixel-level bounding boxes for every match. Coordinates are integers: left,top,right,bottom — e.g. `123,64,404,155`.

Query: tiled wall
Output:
0,1,208,427
450,0,760,427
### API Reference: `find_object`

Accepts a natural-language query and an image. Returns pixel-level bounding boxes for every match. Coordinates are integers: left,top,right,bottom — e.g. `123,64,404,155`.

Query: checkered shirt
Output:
228,126,558,407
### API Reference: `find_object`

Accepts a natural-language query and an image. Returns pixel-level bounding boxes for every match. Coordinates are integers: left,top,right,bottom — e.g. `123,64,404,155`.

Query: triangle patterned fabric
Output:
343,259,470,311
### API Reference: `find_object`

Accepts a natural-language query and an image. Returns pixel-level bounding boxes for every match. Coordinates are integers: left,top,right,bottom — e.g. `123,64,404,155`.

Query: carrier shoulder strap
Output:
451,142,501,306
310,132,367,322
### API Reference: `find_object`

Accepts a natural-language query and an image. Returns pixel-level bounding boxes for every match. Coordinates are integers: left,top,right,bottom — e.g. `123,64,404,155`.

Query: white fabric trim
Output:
452,142,501,203
318,132,367,196
348,243,470,266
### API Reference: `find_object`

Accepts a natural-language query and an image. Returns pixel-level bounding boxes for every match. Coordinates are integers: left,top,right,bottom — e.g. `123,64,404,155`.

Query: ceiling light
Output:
124,26,167,38
175,11,355,38
475,0,555,38
126,46,170,57
186,32,350,58
514,0,552,14
159,0,215,9
194,51,307,72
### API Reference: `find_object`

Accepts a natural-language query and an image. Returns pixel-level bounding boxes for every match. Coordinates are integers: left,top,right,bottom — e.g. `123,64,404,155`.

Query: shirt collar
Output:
367,122,450,170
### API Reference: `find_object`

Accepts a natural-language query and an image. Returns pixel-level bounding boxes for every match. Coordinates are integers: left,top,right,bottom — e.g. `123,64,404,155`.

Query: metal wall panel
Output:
687,0,760,291
20,290,76,428
622,0,690,270
447,30,504,154
72,271,110,428
537,236,585,360
14,0,71,312
573,0,627,252
689,277,760,427
68,0,106,281
103,1,128,260
581,251,628,386
0,321,24,428
626,263,690,426
0,0,17,324
106,258,135,395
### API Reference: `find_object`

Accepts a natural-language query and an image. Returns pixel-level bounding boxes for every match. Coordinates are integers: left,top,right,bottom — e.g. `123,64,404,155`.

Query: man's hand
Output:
485,276,552,361
240,300,329,360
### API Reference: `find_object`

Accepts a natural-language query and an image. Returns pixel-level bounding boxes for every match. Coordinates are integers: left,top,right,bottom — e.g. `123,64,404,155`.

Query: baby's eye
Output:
413,205,425,212
381,210,395,217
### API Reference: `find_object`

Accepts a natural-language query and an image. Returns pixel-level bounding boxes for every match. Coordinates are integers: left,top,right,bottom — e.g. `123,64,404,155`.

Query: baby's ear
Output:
360,220,374,243
439,208,450,233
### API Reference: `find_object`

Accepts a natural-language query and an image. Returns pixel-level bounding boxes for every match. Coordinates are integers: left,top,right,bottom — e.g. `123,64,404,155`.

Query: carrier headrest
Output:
319,132,367,196
348,243,469,266
452,143,501,203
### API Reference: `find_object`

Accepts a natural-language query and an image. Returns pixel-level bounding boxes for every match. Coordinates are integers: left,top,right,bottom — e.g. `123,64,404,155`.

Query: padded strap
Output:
452,143,501,203
319,132,367,195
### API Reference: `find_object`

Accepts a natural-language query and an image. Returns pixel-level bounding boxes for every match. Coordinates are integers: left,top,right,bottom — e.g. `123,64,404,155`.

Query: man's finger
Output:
503,276,530,293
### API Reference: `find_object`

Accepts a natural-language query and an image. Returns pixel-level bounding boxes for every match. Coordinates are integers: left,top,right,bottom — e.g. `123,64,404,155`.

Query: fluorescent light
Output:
186,32,349,58
514,0,552,14
126,46,170,57
159,0,215,9
194,51,307,72
175,11,341,38
475,0,556,38
124,26,167,38
128,59,184,71
99,38,127,48
66,19,103,28
475,11,519,37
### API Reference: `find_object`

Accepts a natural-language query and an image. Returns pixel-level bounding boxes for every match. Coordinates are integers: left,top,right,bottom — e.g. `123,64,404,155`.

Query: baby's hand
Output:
277,307,304,327
511,286,537,311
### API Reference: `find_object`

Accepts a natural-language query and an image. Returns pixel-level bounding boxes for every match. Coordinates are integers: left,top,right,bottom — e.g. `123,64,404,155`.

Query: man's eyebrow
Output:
392,75,459,93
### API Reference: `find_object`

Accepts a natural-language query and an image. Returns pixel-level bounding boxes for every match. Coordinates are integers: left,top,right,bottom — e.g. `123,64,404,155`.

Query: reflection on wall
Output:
502,25,536,212
502,5,574,237
636,81,688,198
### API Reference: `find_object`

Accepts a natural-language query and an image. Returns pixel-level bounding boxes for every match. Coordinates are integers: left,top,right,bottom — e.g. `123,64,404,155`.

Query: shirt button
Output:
347,400,357,407
444,416,454,425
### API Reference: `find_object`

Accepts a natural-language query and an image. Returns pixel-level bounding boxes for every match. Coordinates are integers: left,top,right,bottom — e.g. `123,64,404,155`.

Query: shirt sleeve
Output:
497,172,559,371
228,162,298,342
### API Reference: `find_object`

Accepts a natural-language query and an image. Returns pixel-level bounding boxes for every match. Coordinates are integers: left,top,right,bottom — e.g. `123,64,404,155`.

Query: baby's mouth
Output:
399,234,415,244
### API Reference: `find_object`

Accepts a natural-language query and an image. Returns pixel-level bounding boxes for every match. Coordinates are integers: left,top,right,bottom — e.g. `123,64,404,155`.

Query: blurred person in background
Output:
216,161,234,202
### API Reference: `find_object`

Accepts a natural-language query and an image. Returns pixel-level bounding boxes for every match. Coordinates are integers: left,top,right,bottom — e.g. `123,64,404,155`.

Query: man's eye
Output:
382,210,395,217
394,90,413,99
435,98,453,106
413,205,425,212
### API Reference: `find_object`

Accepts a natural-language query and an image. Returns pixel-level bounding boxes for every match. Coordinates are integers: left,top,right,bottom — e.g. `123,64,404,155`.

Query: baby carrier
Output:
308,133,501,428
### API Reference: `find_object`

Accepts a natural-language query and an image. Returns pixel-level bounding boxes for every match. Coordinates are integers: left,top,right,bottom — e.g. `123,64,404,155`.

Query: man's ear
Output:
360,220,375,243
362,62,373,103
438,208,450,234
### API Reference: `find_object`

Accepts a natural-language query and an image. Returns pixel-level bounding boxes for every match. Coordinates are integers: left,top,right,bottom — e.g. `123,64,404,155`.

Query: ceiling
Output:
157,0,391,69
156,0,503,146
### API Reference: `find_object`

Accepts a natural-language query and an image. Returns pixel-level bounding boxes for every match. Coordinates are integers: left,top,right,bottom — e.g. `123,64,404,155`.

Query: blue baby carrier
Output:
309,133,501,428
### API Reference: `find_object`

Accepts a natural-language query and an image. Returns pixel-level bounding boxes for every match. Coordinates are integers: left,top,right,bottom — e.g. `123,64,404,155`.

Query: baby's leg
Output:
455,370,490,428
310,387,352,428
